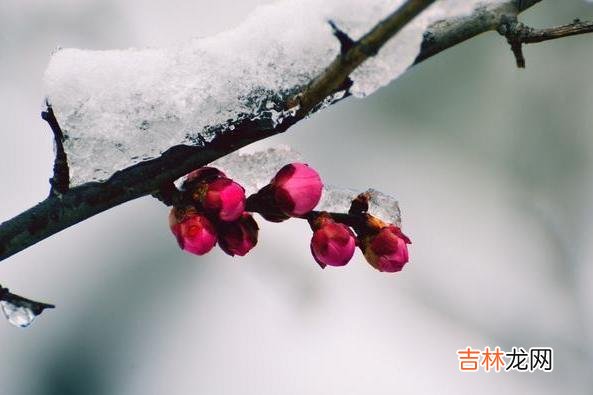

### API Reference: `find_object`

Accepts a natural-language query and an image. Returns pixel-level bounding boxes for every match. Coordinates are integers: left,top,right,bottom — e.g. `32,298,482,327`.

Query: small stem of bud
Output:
152,181,185,206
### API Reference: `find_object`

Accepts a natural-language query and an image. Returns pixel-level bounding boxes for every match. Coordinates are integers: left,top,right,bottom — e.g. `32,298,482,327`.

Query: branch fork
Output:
498,15,593,68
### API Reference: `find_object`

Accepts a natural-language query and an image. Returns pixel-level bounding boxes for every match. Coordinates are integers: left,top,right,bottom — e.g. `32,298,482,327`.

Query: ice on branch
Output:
44,0,504,185
318,187,402,227
211,146,401,225
211,145,303,194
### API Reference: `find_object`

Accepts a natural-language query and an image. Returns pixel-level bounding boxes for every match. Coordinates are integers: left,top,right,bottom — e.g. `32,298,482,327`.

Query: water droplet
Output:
0,300,36,328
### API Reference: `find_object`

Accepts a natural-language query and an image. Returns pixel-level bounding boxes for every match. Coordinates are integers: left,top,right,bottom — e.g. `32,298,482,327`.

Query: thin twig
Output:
328,20,355,55
520,19,593,44
498,18,593,68
152,181,185,207
41,104,70,195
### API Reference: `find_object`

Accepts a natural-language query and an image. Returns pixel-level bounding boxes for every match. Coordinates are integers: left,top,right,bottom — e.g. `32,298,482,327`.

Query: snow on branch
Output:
45,0,501,185
1,0,592,266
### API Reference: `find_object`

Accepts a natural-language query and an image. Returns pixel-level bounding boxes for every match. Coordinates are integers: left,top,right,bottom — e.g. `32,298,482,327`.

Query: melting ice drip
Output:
0,287,54,328
0,301,37,328
211,145,401,225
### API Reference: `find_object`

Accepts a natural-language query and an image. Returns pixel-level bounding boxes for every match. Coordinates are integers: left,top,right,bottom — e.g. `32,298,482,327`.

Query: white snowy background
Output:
1,0,593,394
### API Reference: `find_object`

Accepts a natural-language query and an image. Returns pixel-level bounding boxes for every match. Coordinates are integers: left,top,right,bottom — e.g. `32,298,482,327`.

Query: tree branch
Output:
413,0,541,64
0,0,436,262
0,0,588,262
295,0,437,115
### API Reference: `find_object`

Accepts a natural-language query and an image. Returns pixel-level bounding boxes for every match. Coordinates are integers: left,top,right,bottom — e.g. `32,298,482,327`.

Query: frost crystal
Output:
43,0,504,185
0,300,36,328
211,146,401,225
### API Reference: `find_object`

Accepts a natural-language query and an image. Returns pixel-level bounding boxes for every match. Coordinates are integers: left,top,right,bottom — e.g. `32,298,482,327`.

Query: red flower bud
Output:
183,167,242,221
360,225,411,272
310,215,356,268
199,177,245,222
271,163,323,216
169,207,217,256
219,213,259,257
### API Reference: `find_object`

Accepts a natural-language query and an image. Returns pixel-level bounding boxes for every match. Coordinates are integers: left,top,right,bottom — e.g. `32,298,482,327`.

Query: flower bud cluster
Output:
169,163,411,272
169,167,256,256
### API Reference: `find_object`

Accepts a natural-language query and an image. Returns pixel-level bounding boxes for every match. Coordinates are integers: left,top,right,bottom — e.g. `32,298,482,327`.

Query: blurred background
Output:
1,1,593,394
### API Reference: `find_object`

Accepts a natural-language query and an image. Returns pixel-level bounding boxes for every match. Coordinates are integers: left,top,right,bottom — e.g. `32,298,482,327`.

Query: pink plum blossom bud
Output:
169,207,217,256
219,213,259,257
310,215,356,268
271,163,323,216
191,177,246,222
203,178,246,222
360,225,411,273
